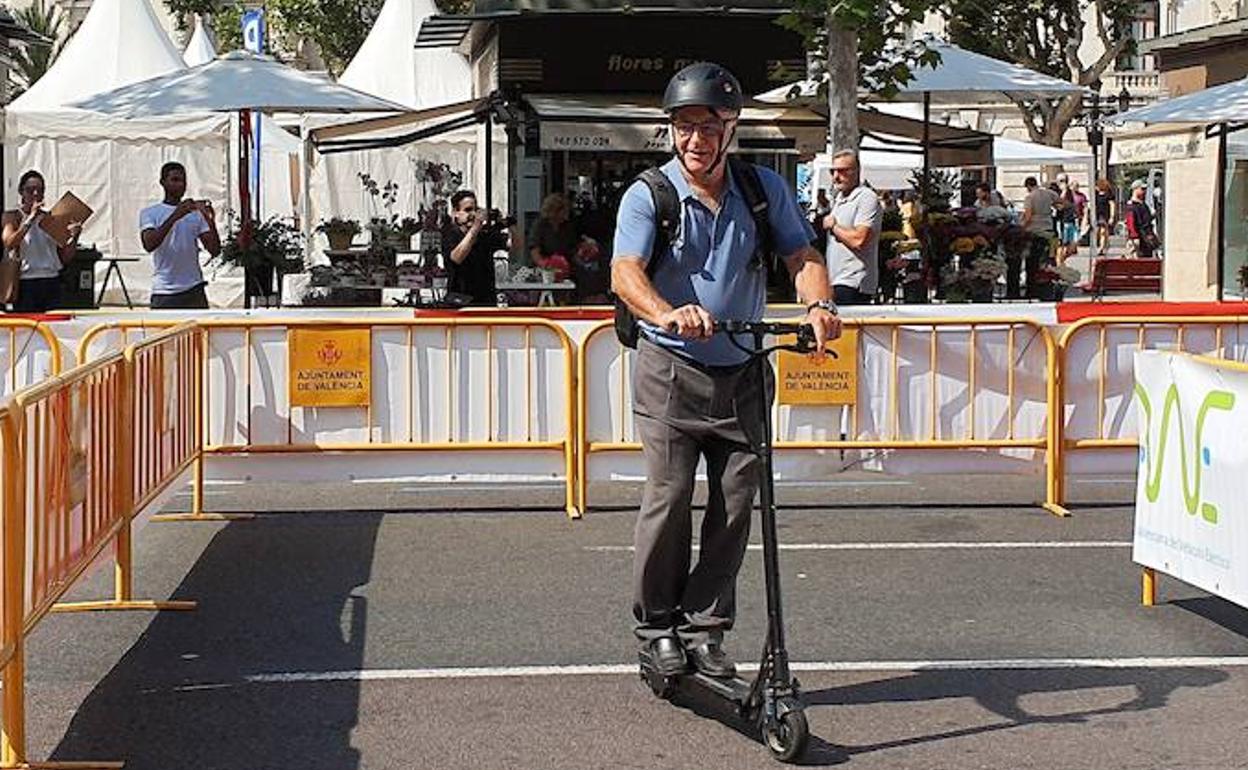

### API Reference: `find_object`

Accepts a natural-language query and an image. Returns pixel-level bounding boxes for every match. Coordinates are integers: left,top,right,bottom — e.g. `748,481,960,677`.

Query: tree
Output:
781,1,942,152
945,0,1141,146
10,0,69,97
166,0,473,73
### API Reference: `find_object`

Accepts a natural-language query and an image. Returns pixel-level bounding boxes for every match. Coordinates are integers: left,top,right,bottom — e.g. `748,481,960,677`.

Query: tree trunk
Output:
826,17,859,153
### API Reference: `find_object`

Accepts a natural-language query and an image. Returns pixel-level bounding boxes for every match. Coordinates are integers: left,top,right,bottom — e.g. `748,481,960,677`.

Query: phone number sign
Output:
541,123,670,152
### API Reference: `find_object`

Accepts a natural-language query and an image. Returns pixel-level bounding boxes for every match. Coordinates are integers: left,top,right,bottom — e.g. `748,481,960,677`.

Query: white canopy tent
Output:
2,0,234,306
312,0,504,248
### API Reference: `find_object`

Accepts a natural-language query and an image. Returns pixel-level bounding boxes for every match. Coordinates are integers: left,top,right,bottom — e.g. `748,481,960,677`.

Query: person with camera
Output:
1,170,83,313
442,190,510,306
612,62,840,679
139,161,220,309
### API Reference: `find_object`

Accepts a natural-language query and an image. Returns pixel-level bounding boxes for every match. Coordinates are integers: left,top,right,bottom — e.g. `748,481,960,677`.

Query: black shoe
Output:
649,637,688,677
687,641,736,678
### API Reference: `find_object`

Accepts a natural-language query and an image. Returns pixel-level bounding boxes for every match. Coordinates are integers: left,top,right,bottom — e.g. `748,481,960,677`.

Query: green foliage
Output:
943,0,1143,144
778,0,942,99
264,0,384,75
162,0,473,76
218,217,305,271
945,0,1139,82
211,4,243,53
9,0,69,96
163,0,218,32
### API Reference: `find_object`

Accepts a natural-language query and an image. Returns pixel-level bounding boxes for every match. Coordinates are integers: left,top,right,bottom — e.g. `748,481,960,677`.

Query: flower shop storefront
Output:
882,204,1082,306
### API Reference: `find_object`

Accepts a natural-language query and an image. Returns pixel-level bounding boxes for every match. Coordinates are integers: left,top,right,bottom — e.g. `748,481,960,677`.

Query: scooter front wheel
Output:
762,705,808,763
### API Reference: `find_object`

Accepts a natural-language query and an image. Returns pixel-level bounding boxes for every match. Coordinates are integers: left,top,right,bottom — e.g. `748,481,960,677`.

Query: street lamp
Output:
1087,79,1104,179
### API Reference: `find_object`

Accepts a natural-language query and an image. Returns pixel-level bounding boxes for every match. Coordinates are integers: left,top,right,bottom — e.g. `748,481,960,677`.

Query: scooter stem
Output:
753,329,790,686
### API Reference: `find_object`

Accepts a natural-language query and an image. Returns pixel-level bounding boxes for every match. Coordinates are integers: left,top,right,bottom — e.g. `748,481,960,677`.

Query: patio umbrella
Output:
1109,75,1248,298
71,50,406,228
890,39,1087,191
1110,75,1248,125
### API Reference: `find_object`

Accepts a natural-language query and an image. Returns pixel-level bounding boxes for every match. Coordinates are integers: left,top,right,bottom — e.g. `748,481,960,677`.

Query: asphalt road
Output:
19,475,1248,769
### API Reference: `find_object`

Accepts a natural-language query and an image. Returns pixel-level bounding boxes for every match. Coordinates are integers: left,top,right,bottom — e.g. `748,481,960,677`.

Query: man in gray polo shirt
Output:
823,149,883,305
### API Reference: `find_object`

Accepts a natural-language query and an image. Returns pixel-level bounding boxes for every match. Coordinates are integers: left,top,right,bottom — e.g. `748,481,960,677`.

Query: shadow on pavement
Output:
1171,596,1248,638
47,512,384,770
666,682,850,767
804,666,1227,759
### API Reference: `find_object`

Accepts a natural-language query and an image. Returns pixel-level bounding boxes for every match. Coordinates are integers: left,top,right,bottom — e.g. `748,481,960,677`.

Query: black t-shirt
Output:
1095,190,1112,219
441,223,504,306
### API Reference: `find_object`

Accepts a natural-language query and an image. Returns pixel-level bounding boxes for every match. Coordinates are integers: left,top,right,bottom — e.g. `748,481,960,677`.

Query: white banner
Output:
1133,350,1248,607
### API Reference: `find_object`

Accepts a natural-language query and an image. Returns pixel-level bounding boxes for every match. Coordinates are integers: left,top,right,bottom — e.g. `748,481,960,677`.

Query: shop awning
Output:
309,97,492,153
527,94,827,155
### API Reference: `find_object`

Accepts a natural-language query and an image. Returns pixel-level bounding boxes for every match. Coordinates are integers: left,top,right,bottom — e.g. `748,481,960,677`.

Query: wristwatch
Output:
806,299,838,315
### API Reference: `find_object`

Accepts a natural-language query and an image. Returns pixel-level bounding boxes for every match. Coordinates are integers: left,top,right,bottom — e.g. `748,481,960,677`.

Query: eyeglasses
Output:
831,167,854,176
672,120,727,139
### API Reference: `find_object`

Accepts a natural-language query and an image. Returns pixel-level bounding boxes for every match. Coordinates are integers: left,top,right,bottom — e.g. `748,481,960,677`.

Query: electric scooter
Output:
638,319,827,763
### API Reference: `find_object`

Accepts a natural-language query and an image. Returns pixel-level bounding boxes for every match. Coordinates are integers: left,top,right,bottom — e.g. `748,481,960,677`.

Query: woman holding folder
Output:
2,170,83,313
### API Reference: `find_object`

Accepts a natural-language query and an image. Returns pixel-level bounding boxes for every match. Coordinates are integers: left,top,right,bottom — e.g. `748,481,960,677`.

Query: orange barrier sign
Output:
776,328,858,406
289,327,371,407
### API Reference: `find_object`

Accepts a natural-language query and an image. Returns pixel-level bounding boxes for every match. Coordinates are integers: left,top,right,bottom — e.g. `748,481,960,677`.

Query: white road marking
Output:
584,541,1132,553
156,656,1248,691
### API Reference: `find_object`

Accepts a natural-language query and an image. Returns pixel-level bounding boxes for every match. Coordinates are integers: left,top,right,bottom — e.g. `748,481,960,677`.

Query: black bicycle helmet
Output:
662,62,744,115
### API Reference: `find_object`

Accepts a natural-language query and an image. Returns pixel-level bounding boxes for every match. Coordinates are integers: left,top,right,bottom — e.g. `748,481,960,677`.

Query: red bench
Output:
1079,258,1162,299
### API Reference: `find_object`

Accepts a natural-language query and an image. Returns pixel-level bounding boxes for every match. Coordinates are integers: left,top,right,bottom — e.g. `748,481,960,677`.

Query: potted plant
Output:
215,216,305,306
317,217,360,251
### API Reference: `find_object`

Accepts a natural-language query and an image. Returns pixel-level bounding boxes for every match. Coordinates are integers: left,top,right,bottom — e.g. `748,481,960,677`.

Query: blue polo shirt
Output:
612,158,813,366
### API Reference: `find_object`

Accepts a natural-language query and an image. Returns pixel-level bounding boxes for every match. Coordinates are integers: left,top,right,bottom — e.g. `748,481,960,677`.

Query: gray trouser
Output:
631,339,771,647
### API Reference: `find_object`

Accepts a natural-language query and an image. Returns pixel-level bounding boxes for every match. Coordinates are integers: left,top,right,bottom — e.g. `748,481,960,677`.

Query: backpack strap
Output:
727,157,773,271
636,167,681,277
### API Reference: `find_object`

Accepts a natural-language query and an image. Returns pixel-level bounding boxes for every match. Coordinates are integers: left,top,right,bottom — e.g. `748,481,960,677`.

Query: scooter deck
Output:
638,648,754,706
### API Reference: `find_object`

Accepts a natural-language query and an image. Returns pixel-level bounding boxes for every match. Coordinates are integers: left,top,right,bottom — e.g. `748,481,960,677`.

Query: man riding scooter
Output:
611,62,840,681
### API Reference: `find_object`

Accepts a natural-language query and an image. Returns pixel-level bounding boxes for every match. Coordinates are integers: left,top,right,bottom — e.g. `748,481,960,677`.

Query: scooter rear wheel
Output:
762,707,808,763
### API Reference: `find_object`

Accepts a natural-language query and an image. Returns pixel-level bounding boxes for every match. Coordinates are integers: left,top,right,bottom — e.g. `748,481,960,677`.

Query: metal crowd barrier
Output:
1050,316,1248,516
80,318,580,518
0,319,62,397
0,325,200,768
578,317,1061,514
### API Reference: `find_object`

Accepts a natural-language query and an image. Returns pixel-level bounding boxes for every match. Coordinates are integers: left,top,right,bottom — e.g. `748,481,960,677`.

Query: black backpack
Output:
613,158,775,348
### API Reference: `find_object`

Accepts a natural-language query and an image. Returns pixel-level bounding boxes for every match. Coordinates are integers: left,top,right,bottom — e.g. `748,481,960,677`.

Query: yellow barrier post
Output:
152,327,254,523
1142,567,1158,606
1,404,26,768
1043,334,1069,518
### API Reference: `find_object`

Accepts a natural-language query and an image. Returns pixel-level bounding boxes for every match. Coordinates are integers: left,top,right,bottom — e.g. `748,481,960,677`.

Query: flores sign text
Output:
776,329,858,406
289,328,371,408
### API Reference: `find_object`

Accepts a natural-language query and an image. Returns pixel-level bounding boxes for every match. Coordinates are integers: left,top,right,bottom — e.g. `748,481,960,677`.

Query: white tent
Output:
313,0,505,247
3,0,235,306
3,0,229,247
183,15,217,68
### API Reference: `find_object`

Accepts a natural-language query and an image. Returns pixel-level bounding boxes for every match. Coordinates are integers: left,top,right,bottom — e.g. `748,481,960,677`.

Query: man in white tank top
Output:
140,161,221,309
